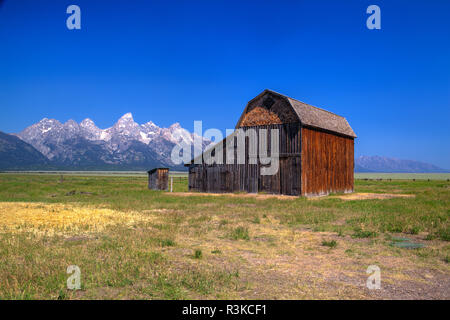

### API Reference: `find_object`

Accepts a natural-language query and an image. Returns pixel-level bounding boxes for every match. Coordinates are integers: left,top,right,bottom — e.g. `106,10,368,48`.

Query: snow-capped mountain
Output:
14,113,210,170
355,156,448,173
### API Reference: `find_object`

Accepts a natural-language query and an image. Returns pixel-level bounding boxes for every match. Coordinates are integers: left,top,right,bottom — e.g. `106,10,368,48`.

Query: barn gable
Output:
237,91,298,127
236,89,356,138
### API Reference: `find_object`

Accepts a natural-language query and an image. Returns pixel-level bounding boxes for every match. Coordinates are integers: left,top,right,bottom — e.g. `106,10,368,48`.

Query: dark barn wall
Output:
301,127,354,196
188,123,302,195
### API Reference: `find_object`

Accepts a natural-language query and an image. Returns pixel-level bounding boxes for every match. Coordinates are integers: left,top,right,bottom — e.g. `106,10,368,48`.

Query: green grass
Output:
0,175,447,241
0,174,448,299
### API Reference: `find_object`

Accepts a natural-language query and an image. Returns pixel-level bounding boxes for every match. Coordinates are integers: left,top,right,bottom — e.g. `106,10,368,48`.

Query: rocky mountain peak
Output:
108,113,140,141
141,120,157,128
80,118,96,127
64,119,79,128
38,117,60,124
140,121,161,135
169,122,182,130
117,112,135,123
36,118,62,128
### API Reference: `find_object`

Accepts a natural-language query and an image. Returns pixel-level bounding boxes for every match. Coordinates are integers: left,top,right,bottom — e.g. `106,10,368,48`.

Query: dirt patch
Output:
309,193,416,201
226,203,257,208
65,235,96,242
169,192,416,201
141,209,172,213
168,192,298,200
336,193,415,200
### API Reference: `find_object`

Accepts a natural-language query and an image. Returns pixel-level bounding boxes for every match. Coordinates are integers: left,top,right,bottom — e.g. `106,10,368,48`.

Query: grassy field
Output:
3,171,449,180
355,173,450,180
0,174,448,299
0,171,188,177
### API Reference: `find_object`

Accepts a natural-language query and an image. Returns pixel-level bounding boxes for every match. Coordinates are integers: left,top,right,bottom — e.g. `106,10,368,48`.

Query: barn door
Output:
248,164,258,193
258,163,281,194
280,157,301,196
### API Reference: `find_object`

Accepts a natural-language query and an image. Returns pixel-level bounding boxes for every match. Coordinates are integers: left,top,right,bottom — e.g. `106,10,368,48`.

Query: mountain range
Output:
354,156,448,173
0,116,448,172
2,113,209,170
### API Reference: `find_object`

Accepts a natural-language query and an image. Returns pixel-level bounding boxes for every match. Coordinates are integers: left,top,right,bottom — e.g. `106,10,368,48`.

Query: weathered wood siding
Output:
188,123,301,195
148,168,169,191
301,127,354,196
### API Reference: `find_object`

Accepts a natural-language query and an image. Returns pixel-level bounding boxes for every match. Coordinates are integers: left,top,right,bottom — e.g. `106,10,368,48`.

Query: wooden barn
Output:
186,89,356,197
147,168,169,191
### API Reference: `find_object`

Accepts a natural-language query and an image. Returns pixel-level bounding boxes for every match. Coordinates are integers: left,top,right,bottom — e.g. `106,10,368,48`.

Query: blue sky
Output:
0,0,449,168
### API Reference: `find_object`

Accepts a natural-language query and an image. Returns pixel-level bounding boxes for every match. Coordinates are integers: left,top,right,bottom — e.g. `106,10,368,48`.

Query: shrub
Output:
230,227,250,240
352,228,377,239
322,240,337,248
436,228,450,241
159,239,175,247
408,226,421,235
219,219,228,227
424,234,435,240
194,249,202,259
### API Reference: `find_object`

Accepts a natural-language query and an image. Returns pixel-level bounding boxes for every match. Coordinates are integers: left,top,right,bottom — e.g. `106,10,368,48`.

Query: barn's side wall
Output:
188,123,301,195
301,127,354,196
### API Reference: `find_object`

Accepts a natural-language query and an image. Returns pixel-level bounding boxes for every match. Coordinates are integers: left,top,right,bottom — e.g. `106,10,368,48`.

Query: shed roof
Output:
236,89,357,138
147,168,169,174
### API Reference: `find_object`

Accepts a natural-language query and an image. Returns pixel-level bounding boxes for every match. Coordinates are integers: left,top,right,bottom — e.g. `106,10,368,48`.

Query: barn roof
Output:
237,89,357,138
186,90,356,166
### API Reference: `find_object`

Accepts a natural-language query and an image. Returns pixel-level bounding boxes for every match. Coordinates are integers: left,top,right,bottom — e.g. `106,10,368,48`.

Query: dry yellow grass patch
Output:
0,202,153,237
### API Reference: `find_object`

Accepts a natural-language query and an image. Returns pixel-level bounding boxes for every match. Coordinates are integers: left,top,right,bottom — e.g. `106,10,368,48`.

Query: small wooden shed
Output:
186,89,357,197
147,168,169,191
